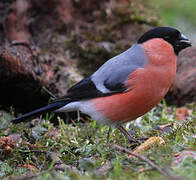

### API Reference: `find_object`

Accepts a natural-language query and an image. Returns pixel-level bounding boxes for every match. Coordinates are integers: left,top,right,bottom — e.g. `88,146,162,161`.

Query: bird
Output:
12,27,191,142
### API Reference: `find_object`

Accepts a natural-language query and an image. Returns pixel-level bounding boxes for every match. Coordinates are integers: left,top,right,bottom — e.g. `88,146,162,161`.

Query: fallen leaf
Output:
176,107,189,121
129,137,165,158
0,136,15,153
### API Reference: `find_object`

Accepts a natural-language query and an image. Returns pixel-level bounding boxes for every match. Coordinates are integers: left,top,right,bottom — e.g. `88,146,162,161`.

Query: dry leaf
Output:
176,107,189,121
129,137,165,158
0,136,15,153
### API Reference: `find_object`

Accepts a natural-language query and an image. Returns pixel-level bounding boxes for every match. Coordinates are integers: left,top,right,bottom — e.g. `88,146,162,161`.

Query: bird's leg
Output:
117,125,138,143
117,125,148,143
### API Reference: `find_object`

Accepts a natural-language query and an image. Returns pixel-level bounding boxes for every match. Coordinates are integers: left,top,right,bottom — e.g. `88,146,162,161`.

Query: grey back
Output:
91,44,147,93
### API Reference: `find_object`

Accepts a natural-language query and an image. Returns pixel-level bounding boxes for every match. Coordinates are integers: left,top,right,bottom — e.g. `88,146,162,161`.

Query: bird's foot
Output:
127,136,149,143
117,125,149,143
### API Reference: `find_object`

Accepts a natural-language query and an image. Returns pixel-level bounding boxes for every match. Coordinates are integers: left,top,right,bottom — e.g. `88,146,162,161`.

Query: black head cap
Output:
138,27,191,55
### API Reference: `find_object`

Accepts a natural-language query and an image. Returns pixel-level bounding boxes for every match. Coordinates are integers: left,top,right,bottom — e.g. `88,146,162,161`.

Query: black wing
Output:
52,76,126,103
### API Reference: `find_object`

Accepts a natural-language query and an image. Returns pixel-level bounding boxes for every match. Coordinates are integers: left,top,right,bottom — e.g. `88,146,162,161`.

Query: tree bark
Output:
0,43,50,112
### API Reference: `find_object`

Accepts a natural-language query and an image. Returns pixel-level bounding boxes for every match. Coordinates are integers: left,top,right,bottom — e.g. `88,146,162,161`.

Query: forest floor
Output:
0,101,196,180
0,1,196,180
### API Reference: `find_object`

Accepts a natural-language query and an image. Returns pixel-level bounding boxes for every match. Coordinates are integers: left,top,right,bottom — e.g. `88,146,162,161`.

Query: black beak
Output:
179,34,192,48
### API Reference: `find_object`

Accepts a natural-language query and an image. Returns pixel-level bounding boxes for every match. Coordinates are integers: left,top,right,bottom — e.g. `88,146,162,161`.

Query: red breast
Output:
91,38,177,124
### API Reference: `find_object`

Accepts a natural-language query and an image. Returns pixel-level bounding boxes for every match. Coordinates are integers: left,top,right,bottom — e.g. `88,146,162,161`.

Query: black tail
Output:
12,101,67,124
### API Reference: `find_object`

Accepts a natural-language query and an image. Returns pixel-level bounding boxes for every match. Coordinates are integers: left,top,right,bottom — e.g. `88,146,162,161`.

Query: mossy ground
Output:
0,1,196,179
0,102,196,179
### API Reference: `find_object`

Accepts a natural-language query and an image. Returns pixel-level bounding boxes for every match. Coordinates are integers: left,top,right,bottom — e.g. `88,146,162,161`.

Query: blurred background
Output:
0,0,195,113
0,1,196,179
154,0,196,45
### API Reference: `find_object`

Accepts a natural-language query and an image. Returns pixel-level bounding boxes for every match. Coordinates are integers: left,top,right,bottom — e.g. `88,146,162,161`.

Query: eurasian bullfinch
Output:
12,27,191,142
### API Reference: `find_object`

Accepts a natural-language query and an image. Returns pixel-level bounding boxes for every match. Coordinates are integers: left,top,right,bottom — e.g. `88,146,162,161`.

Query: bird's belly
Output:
91,89,166,125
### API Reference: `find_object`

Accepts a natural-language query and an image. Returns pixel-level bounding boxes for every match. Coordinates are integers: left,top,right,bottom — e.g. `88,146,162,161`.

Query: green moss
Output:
0,102,196,179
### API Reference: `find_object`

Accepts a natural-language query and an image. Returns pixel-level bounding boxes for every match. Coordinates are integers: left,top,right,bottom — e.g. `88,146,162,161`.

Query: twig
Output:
113,144,179,180
42,86,56,99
